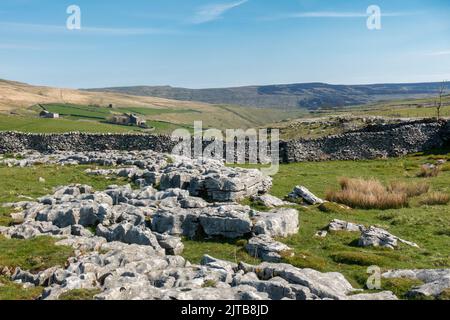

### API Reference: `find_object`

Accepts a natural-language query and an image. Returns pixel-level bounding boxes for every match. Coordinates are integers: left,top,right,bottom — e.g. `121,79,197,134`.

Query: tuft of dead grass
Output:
417,165,441,178
388,181,430,197
326,177,409,210
419,192,450,206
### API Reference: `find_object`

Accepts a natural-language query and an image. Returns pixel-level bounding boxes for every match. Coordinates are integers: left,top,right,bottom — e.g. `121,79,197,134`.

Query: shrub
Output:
388,181,430,197
326,177,409,210
419,192,450,206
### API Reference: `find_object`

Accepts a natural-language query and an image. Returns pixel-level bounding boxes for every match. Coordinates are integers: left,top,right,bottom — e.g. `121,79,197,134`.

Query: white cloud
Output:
191,0,248,24
263,10,419,21
0,22,175,36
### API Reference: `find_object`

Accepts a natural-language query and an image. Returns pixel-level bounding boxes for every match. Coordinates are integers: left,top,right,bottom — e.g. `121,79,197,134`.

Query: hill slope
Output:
84,82,446,109
0,79,305,132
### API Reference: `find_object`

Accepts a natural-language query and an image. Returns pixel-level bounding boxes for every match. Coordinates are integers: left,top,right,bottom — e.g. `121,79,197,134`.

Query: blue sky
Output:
0,0,449,88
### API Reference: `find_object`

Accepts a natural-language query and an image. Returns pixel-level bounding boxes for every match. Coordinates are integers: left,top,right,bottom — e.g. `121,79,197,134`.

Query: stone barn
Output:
39,110,60,119
111,113,147,127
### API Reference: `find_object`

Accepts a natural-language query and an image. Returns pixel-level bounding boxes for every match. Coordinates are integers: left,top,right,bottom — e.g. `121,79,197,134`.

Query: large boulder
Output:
252,208,299,238
150,208,199,238
78,201,111,227
238,262,354,300
159,157,272,202
96,222,164,254
198,205,253,238
35,204,80,228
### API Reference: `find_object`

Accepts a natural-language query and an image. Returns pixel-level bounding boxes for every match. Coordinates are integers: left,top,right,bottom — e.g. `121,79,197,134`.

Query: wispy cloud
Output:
191,0,248,24
263,10,419,21
0,22,175,36
427,50,450,56
0,43,41,50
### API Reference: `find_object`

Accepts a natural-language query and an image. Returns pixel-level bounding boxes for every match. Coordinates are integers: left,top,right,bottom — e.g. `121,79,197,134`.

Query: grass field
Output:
0,152,449,299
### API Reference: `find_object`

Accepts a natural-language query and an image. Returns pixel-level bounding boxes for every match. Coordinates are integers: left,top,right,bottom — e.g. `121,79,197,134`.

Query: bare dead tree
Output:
436,80,447,120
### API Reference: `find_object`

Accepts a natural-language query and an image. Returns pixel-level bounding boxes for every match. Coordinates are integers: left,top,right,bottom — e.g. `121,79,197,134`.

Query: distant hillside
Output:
84,82,446,109
0,79,305,132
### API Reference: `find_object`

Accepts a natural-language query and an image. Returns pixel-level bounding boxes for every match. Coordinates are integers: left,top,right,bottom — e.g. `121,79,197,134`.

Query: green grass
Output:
0,276,43,300
0,235,73,272
37,103,112,120
58,289,101,300
380,278,424,299
0,235,74,300
0,164,127,205
330,251,384,266
0,114,142,133
182,237,261,265
0,207,14,227
183,152,450,297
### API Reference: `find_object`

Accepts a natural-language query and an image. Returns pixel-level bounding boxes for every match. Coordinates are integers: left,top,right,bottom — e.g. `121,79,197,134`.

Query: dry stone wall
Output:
0,120,448,163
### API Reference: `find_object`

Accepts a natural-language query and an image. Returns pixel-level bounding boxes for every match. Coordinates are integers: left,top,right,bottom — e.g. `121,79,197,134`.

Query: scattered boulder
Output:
251,194,286,208
328,219,365,232
359,226,419,249
287,186,324,205
245,234,293,262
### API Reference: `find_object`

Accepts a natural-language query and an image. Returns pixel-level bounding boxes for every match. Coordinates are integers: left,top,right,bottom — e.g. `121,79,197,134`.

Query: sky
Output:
0,0,449,89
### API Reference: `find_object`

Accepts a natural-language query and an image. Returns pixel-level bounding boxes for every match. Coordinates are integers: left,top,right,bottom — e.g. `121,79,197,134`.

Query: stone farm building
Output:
111,113,147,127
39,110,60,119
